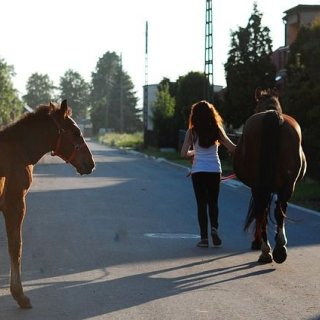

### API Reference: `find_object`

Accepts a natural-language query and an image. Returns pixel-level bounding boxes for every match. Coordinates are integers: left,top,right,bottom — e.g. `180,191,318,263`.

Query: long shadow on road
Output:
0,252,275,319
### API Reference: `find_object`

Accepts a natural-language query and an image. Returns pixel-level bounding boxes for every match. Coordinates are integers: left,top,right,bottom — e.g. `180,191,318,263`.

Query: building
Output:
143,84,158,132
284,4,320,46
143,84,158,147
272,4,320,79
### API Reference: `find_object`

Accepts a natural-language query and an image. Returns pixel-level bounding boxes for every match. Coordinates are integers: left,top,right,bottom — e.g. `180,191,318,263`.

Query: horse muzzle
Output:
77,160,95,175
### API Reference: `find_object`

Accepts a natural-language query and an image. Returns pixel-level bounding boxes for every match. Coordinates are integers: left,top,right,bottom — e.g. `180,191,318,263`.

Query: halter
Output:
51,118,86,163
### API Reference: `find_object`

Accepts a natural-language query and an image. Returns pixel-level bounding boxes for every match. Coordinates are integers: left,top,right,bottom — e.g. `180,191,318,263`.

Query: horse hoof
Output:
273,246,287,264
251,239,262,250
258,253,273,264
17,295,32,309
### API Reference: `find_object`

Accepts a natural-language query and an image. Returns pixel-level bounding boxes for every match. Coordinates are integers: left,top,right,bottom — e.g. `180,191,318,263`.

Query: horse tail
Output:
244,193,274,232
259,111,282,190
244,111,282,231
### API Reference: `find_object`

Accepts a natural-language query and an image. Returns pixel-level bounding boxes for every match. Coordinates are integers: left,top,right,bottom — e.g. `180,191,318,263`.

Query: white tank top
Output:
191,139,222,173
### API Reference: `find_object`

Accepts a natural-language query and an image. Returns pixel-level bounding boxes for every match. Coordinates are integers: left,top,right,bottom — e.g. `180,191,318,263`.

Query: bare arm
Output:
180,129,194,158
218,127,236,154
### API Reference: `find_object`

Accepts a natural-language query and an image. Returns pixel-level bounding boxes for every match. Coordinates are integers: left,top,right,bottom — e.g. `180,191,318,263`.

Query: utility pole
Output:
119,53,124,133
143,21,149,146
204,0,214,102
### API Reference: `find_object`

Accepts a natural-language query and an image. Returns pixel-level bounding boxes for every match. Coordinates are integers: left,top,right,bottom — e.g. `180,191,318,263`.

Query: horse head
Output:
51,100,95,175
254,87,282,114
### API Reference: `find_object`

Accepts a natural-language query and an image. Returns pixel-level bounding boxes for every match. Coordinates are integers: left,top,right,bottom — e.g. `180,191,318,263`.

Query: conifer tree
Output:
224,3,275,128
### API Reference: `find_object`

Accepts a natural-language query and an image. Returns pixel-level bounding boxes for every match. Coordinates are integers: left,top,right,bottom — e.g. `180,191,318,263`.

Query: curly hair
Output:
188,100,223,148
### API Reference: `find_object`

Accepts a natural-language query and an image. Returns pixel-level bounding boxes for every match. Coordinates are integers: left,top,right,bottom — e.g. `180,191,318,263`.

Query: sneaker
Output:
211,228,222,247
197,239,209,247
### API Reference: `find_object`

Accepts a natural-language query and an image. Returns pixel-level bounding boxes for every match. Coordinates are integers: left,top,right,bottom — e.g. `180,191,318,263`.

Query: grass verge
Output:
290,178,320,211
98,132,143,149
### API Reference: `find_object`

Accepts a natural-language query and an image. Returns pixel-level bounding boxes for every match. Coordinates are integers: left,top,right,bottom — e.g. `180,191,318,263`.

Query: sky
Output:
1,0,319,109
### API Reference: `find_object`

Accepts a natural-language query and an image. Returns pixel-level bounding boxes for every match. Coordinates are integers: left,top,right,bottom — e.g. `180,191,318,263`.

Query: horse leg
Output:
250,190,273,263
252,227,262,250
258,211,273,263
4,201,32,308
272,196,288,264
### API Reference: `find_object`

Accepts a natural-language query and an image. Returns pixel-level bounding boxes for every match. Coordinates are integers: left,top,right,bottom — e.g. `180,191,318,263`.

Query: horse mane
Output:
4,103,59,128
0,103,60,137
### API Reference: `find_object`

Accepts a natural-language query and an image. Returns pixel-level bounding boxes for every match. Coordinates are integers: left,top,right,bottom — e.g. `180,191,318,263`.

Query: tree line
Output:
0,51,142,133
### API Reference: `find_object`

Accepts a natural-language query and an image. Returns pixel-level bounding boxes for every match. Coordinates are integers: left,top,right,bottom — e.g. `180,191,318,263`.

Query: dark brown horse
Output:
234,88,307,264
0,100,95,308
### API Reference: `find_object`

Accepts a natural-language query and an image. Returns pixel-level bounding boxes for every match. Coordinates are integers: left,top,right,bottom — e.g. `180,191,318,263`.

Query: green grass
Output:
99,131,143,149
98,132,320,212
290,178,320,211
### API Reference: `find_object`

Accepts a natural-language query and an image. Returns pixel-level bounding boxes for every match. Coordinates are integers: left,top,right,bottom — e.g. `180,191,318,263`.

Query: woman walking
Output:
181,100,236,247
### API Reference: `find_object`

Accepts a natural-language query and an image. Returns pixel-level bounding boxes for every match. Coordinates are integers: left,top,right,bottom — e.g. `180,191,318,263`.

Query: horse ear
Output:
60,99,69,119
255,87,263,101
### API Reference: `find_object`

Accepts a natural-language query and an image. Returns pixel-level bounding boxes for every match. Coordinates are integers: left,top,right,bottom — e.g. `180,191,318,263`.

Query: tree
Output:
90,51,141,134
59,69,90,121
282,20,320,178
175,71,209,131
152,82,176,147
224,3,275,128
23,73,55,108
0,58,23,126
108,65,141,133
158,77,177,98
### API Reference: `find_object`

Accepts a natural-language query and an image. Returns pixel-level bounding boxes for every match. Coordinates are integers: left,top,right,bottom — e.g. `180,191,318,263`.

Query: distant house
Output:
271,4,320,81
142,84,158,147
143,84,158,132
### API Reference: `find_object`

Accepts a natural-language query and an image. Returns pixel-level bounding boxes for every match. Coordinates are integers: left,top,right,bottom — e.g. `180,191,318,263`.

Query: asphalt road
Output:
0,140,319,320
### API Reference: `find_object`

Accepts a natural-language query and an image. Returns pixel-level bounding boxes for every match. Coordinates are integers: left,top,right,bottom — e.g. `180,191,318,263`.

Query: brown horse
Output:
0,100,95,308
234,88,307,264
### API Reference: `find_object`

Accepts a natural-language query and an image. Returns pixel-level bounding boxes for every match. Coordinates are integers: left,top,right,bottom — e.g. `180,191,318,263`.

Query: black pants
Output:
191,172,221,239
